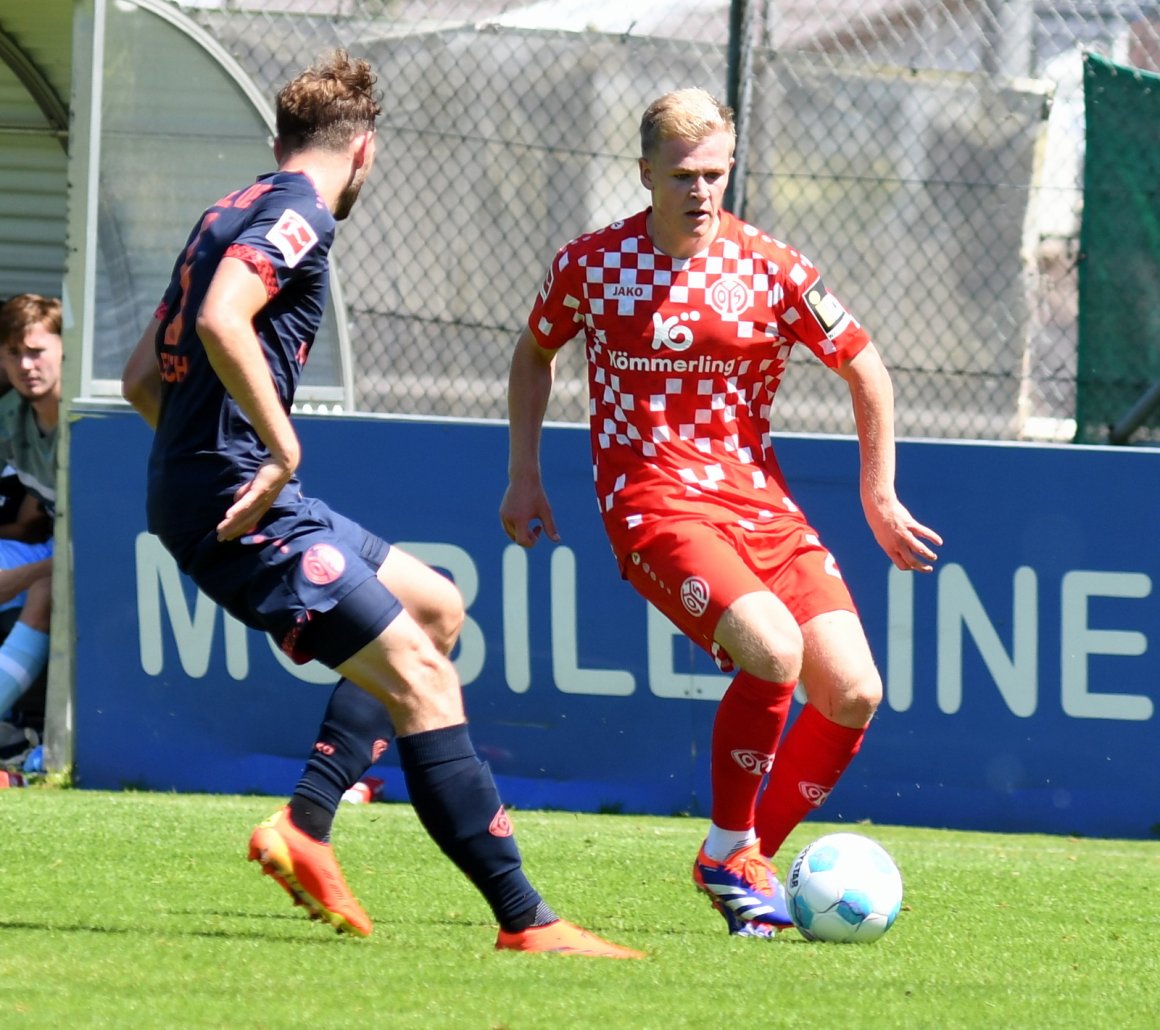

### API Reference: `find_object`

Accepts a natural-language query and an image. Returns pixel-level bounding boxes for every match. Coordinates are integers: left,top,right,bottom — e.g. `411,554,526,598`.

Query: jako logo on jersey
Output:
731,748,775,775
799,782,832,806
301,543,346,585
266,208,319,269
651,310,700,352
680,576,711,616
706,276,753,319
489,806,513,837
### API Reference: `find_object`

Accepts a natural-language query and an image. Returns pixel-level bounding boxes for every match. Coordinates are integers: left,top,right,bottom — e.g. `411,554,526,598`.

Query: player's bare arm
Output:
500,327,560,547
196,256,302,541
837,343,942,572
121,317,164,429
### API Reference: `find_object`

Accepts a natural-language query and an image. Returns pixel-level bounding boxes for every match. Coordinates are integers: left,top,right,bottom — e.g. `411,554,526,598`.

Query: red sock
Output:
755,703,866,857
710,672,796,831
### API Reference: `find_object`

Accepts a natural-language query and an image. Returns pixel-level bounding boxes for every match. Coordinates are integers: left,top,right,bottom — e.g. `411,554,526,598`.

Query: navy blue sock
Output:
289,677,395,842
395,724,548,932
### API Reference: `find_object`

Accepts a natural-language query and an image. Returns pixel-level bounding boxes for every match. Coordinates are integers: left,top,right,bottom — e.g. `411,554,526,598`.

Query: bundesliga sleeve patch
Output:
803,280,852,338
265,208,319,269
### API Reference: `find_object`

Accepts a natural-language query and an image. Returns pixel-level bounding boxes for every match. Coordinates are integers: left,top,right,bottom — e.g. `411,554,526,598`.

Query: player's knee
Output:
415,574,465,655
428,594,465,656
839,672,882,727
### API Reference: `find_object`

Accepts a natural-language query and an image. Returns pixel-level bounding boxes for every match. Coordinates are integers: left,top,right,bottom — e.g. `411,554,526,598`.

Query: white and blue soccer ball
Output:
785,832,903,943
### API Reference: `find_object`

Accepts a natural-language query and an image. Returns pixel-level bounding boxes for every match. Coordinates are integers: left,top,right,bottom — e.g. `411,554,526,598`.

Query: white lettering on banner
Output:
136,534,488,687
549,547,634,695
885,567,914,711
1060,571,1153,721
937,564,1039,717
501,545,532,693
645,603,728,700
135,533,257,679
135,532,335,685
887,562,1153,721
502,545,698,697
135,534,1153,721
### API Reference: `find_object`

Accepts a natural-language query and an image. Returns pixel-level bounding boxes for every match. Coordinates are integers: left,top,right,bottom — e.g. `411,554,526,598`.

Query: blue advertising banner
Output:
72,408,1159,839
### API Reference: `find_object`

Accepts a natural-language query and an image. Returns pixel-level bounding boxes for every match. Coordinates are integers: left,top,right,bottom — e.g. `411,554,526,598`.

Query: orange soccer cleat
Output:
247,806,372,937
496,918,646,959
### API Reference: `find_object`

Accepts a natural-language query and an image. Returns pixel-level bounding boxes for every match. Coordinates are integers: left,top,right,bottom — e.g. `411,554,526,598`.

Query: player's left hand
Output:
217,461,293,541
864,496,942,572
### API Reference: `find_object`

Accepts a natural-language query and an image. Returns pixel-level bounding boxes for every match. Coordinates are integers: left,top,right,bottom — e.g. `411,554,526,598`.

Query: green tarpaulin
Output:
1076,52,1160,443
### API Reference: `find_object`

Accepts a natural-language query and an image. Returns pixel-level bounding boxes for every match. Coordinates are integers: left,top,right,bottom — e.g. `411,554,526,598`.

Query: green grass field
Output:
2,788,1157,1028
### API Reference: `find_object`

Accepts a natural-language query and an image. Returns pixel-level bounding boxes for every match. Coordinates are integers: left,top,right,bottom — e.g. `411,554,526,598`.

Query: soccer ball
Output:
785,832,903,942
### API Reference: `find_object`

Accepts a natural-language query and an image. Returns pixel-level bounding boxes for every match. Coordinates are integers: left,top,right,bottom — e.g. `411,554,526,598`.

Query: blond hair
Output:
276,49,382,155
640,88,736,159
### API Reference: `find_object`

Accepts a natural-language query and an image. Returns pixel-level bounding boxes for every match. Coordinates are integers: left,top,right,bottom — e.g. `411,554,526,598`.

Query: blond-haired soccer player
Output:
501,88,941,938
123,51,642,959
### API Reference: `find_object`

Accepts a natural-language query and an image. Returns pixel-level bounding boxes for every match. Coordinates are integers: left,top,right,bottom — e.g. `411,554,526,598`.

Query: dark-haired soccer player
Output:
500,88,941,939
122,50,642,959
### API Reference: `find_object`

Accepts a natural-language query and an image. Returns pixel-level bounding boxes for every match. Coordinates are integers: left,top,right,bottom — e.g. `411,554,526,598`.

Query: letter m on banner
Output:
134,533,248,679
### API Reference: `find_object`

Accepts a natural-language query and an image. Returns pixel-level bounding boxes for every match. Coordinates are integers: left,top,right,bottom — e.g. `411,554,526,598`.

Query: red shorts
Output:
616,515,857,662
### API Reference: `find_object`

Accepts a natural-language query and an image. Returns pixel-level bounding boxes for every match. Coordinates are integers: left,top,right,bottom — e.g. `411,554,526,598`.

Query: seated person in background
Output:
0,470,53,752
0,295,61,753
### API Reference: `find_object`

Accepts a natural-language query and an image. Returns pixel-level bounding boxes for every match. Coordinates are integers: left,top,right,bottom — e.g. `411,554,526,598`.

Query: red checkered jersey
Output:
527,209,872,554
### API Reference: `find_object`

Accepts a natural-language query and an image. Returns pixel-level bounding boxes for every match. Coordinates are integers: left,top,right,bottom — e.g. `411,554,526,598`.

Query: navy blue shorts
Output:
161,494,403,669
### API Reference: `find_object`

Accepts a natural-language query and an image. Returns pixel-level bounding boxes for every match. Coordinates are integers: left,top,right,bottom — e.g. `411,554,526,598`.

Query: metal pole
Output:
725,0,756,217
1109,379,1160,444
50,0,108,775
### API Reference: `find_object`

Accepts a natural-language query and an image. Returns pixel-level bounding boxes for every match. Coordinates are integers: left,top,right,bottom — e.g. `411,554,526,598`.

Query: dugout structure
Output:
0,0,357,768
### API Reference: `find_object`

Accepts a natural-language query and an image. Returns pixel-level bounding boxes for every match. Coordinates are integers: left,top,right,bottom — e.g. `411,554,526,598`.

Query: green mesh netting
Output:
1076,52,1160,443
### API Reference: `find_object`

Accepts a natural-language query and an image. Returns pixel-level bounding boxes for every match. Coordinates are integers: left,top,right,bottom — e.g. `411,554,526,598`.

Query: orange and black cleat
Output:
248,806,372,937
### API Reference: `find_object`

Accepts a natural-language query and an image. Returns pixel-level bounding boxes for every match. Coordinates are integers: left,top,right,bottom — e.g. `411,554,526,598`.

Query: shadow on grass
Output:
0,913,353,944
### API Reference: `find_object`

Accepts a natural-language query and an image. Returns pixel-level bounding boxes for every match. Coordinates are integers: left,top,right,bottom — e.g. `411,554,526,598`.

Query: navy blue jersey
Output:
146,171,335,536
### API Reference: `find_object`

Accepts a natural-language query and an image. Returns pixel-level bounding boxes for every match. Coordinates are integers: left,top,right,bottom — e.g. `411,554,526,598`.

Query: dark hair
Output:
275,49,382,155
0,294,62,346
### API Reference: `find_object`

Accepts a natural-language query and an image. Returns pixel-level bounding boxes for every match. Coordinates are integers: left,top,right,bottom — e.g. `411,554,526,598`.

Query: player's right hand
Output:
217,461,293,541
499,479,560,548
